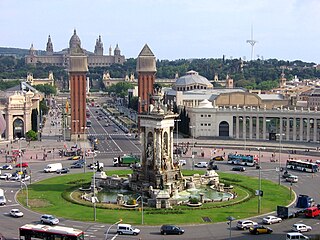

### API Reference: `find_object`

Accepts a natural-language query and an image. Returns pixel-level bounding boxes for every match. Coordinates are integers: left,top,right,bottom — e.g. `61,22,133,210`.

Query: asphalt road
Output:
0,106,320,239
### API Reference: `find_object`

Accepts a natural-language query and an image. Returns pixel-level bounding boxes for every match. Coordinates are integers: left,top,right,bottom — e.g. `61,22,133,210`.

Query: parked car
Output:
195,162,208,168
232,166,246,172
40,214,59,225
0,173,12,180
56,168,70,174
160,225,185,235
236,220,258,230
262,215,282,224
249,225,273,234
15,162,29,168
10,209,23,217
0,164,13,170
286,232,310,240
291,223,312,233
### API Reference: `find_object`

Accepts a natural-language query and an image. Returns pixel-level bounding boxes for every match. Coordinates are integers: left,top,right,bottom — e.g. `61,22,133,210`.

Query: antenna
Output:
246,25,258,61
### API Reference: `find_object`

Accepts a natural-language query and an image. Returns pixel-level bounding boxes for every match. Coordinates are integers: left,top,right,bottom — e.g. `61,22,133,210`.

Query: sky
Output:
1,0,320,63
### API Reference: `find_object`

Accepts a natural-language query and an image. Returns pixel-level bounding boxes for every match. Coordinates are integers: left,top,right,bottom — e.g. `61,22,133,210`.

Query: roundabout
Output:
17,170,293,225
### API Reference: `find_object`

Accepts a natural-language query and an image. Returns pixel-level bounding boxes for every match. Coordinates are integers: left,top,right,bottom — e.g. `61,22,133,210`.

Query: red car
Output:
15,162,29,168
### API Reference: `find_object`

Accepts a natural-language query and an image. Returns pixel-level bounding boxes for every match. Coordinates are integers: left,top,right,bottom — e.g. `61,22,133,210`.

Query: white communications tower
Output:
246,26,258,61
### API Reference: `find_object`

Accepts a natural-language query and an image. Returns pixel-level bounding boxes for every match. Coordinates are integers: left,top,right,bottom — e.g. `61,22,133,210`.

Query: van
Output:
305,206,320,218
0,188,6,205
286,232,309,240
117,224,140,235
44,163,63,173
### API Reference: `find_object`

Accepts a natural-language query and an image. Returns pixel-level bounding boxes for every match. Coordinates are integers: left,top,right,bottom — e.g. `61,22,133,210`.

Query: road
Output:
0,105,320,239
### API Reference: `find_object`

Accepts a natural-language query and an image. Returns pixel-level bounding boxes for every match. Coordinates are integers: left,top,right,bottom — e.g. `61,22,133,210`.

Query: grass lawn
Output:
17,170,293,225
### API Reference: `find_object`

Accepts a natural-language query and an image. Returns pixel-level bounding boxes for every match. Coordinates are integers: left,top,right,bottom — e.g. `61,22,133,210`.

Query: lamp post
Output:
190,125,195,170
226,216,235,240
257,147,265,213
92,154,97,221
276,133,285,185
105,219,122,240
175,119,181,160
20,180,29,207
81,126,87,174
136,193,144,224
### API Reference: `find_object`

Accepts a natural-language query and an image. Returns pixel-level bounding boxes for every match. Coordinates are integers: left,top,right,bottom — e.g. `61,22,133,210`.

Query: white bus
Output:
19,224,84,240
286,159,319,173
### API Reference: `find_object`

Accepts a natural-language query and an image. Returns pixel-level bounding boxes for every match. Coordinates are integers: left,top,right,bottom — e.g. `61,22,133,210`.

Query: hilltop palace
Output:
25,29,125,68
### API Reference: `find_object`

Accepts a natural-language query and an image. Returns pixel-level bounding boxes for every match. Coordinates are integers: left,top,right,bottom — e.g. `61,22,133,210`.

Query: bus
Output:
227,153,257,167
19,224,84,240
86,119,92,127
286,159,319,173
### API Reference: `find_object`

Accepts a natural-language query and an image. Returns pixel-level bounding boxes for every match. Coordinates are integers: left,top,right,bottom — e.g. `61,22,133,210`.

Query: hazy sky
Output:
1,0,319,63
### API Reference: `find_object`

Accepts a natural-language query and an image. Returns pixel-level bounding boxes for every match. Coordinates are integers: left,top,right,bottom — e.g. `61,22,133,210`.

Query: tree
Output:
39,99,49,115
26,130,37,141
106,82,134,98
34,84,57,97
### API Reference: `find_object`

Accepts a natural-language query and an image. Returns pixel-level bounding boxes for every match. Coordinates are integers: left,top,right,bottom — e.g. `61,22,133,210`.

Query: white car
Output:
236,219,258,230
0,173,12,180
21,175,31,182
178,159,187,166
195,162,208,168
10,209,24,217
292,223,312,232
262,215,282,224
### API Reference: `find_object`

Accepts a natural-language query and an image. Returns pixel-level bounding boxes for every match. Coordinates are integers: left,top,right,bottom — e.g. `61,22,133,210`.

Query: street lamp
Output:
174,119,181,159
105,219,122,240
226,216,235,240
257,147,265,213
190,125,195,170
92,154,97,221
20,180,29,208
276,133,285,185
136,193,144,224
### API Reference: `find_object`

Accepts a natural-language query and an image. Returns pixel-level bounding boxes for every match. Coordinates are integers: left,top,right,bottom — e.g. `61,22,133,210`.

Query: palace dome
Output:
69,29,81,49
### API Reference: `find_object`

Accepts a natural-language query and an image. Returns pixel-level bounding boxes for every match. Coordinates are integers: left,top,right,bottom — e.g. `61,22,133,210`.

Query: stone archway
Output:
13,118,24,139
219,121,229,137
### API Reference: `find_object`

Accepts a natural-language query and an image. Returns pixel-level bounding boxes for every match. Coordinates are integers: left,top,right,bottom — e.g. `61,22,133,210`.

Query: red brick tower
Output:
136,44,157,113
69,33,88,141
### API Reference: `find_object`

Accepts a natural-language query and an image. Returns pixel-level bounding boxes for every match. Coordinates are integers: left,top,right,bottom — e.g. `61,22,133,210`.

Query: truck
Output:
296,194,314,208
44,163,63,173
277,206,305,219
113,155,140,167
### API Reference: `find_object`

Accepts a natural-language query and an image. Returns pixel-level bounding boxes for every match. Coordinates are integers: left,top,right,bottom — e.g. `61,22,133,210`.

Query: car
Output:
70,163,83,168
160,225,185,235
0,164,13,170
0,173,12,180
208,164,219,170
232,166,246,172
178,159,187,166
56,168,70,174
236,220,258,230
212,156,224,161
195,162,208,168
10,173,21,181
71,156,81,160
21,175,30,182
104,123,109,127
286,232,310,240
15,162,29,168
249,225,273,234
286,175,298,183
10,209,24,217
40,214,59,225
291,223,312,233
73,159,85,165
262,215,282,224
114,128,119,132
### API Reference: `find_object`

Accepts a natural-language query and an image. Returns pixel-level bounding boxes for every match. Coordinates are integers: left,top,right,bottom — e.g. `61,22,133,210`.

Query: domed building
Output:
25,29,125,67
173,70,213,91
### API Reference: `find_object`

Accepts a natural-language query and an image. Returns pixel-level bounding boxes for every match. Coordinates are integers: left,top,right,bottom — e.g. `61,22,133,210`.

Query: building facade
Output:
25,30,125,68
